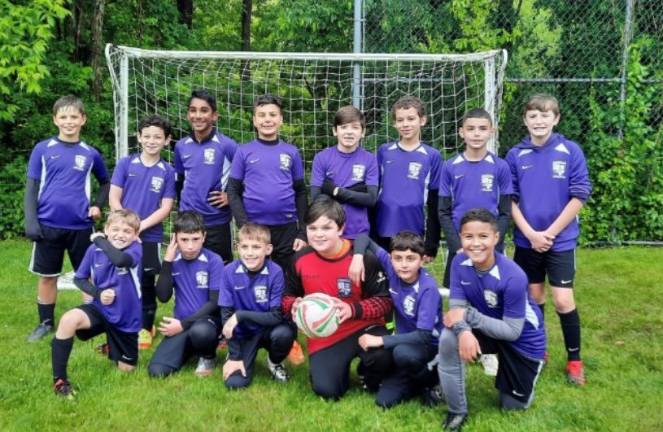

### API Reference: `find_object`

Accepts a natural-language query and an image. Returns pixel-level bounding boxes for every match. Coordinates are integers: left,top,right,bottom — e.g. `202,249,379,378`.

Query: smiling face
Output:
394,107,426,144
460,220,499,271
253,103,283,140
390,249,422,284
187,97,218,139
306,215,344,257
53,106,86,142
333,121,364,153
523,109,560,146
138,125,169,158
105,220,138,250
459,117,493,153
238,237,272,272
176,231,206,261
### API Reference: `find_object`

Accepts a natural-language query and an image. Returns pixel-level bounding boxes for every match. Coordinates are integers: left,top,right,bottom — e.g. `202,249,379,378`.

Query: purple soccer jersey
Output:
229,139,304,226
439,152,513,231
372,246,442,345
311,146,378,239
218,259,284,339
170,248,224,320
375,142,442,237
174,131,238,227
27,137,109,229
450,252,546,360
75,241,142,333
505,133,592,251
111,155,176,242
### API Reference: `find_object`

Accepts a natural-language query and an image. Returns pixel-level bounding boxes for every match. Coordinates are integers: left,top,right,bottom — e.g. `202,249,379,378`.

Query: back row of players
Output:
25,91,590,430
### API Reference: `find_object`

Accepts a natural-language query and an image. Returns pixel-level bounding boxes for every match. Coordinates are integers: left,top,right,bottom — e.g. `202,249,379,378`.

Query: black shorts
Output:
141,241,162,276
514,246,576,288
75,303,138,366
474,330,543,403
149,317,220,371
29,226,92,276
205,223,233,264
267,222,299,273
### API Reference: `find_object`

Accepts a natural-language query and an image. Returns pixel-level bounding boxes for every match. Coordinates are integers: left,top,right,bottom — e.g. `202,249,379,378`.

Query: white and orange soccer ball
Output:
293,293,340,338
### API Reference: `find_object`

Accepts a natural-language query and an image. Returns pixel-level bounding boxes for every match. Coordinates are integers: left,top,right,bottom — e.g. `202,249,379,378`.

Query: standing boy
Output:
439,209,546,431
506,94,591,385
227,94,308,273
219,223,296,389
310,105,378,239
283,196,393,400
374,96,442,261
174,89,238,263
147,211,224,378
51,209,142,398
25,95,110,341
109,114,176,349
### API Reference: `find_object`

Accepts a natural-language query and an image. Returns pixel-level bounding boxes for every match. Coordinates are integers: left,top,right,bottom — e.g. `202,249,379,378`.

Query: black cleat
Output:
27,322,53,342
422,384,446,407
442,412,468,431
53,378,76,399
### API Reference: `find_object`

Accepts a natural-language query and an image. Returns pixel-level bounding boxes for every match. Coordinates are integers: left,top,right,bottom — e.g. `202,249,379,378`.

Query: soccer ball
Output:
293,293,340,338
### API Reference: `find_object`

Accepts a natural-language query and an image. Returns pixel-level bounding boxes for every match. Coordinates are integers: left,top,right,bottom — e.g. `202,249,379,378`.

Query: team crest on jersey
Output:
337,277,352,297
203,148,215,165
150,176,164,193
195,271,208,288
73,155,87,171
483,290,498,308
254,285,268,303
351,164,366,181
407,162,422,180
552,160,566,178
481,174,494,192
403,295,416,317
279,153,292,171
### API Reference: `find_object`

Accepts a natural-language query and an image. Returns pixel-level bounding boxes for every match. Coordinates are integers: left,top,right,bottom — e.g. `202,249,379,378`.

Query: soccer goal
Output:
105,44,507,165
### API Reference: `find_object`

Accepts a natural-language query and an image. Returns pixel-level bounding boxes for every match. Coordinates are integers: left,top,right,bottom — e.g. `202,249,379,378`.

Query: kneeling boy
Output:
51,209,142,398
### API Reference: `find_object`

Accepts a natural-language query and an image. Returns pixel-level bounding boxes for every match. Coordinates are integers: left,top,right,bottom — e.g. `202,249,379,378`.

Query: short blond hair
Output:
237,223,271,245
105,209,141,233
523,93,560,116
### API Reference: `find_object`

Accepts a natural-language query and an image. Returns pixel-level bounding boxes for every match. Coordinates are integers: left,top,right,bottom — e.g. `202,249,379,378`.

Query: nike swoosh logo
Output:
94,263,103,268
512,390,525,397
182,154,191,159
50,155,61,159
249,158,259,164
561,279,572,284
121,354,134,361
460,280,471,285
172,272,181,276
454,175,464,179
128,173,137,177
521,165,533,170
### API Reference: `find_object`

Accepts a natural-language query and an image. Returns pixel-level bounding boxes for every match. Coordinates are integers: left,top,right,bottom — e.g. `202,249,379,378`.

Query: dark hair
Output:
305,195,345,228
138,114,172,137
253,94,283,112
188,89,217,112
461,108,493,127
53,95,85,116
173,211,206,234
391,95,425,118
459,208,498,232
390,231,425,256
523,93,560,116
334,105,365,129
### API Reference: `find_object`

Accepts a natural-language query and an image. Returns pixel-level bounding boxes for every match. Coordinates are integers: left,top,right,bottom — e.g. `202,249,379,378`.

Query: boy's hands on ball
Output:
332,298,352,324
100,288,116,305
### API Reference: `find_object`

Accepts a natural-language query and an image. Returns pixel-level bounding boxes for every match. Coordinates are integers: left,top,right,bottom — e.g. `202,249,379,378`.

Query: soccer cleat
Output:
138,328,153,350
422,384,446,407
27,322,53,342
95,343,110,355
565,360,586,385
194,357,215,377
442,412,468,431
267,359,289,382
479,354,499,377
53,378,76,399
286,340,305,366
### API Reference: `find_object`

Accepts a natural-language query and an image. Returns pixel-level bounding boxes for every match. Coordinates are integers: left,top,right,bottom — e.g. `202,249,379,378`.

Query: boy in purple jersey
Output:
148,211,224,378
25,95,110,342
349,231,443,409
174,89,238,263
438,209,546,431
51,209,142,398
506,94,592,385
109,114,176,349
219,223,296,388
374,96,442,261
439,108,512,289
227,94,308,274
310,106,378,239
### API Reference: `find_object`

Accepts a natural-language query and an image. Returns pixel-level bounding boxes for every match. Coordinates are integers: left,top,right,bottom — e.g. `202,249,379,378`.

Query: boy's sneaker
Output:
479,354,499,377
53,378,76,399
27,322,53,342
565,360,586,385
442,412,468,431
267,359,289,382
286,340,305,366
138,328,153,350
194,357,215,377
422,384,445,407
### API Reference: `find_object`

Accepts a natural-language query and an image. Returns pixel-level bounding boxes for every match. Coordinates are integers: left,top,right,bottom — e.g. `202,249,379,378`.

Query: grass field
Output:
1,239,662,431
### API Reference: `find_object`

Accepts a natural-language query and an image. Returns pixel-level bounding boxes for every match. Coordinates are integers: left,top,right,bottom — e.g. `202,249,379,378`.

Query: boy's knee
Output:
189,321,217,346
438,329,458,360
224,373,250,390
270,325,295,347
148,363,175,378
311,379,344,401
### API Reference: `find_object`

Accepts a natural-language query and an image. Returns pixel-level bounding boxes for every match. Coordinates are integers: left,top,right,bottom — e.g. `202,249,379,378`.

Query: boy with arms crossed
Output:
283,196,392,400
219,223,296,388
174,89,238,263
506,94,591,385
374,96,442,261
310,105,378,239
109,114,176,349
148,211,224,378
439,209,546,431
51,209,142,398
25,95,110,341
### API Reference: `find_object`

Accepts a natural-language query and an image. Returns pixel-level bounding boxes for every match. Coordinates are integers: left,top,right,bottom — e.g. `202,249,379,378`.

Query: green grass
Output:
1,240,662,431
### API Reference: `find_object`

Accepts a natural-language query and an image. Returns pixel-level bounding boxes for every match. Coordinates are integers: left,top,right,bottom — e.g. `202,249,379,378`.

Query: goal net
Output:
105,45,507,167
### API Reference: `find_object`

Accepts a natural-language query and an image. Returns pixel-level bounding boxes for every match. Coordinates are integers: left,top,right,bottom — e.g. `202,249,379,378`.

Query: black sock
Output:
52,337,74,381
38,303,55,326
558,309,581,361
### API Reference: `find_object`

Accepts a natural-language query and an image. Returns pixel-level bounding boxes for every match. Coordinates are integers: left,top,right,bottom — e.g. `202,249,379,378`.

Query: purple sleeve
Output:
416,285,441,331
27,144,44,181
291,148,305,181
374,246,397,280
428,150,442,191
217,269,233,307
110,157,128,187
448,254,467,302
310,152,326,187
568,144,592,201
438,161,452,197
497,159,513,195
74,246,94,279
91,150,109,184
163,165,176,198
208,255,224,292
365,153,379,186
229,147,246,181
502,273,528,319
269,266,285,309
505,149,520,201
174,143,184,175
127,242,142,268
